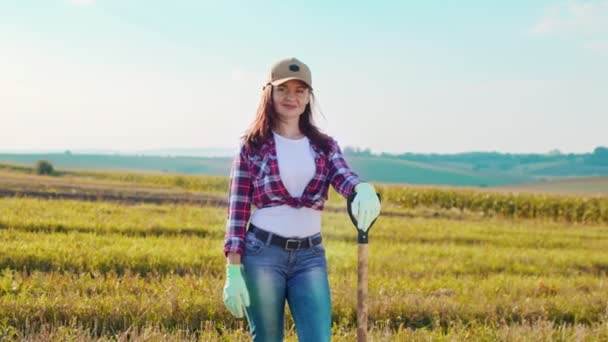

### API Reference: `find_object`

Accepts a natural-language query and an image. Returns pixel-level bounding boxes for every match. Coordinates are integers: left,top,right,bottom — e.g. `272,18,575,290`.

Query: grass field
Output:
0,166,607,341
503,176,608,195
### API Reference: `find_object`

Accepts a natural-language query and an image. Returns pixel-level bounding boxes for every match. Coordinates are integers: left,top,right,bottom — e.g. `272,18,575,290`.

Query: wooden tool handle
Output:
357,243,368,342
347,190,381,342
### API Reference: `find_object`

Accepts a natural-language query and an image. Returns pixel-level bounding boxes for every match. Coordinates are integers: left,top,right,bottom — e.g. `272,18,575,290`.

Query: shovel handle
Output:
347,190,381,342
357,243,368,342
347,191,381,244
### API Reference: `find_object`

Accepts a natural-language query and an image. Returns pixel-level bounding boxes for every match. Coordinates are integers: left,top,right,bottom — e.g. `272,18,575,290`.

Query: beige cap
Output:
265,57,312,89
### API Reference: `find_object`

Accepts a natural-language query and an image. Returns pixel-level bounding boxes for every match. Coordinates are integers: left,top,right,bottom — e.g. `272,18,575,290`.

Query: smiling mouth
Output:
282,104,297,109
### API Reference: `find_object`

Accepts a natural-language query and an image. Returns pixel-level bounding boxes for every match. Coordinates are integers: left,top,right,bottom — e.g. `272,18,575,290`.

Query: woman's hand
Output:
350,183,381,232
223,264,250,318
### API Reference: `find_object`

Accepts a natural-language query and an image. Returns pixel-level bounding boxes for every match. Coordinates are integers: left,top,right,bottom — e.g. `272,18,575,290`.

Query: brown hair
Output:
241,85,332,154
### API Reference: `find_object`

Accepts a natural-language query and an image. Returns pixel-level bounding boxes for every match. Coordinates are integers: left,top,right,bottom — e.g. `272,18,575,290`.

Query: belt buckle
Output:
285,239,302,251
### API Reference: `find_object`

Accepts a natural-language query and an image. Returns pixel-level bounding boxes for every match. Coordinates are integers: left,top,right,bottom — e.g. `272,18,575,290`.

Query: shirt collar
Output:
256,133,326,157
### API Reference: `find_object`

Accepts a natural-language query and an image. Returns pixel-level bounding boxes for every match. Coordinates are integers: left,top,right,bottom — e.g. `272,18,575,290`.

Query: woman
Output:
222,57,381,341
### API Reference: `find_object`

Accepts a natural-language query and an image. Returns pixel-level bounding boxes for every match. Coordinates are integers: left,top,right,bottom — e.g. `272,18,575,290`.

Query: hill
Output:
1,145,607,190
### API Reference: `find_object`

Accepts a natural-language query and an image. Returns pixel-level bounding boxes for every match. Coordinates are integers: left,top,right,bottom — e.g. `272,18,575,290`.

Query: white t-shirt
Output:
250,131,322,238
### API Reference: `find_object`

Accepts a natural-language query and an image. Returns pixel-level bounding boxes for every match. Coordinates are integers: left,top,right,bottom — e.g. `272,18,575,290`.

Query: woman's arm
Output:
227,253,242,265
328,138,365,198
223,145,253,261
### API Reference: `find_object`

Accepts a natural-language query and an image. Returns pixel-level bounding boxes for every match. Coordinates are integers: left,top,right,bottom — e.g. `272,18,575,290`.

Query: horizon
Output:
0,144,604,158
2,0,607,155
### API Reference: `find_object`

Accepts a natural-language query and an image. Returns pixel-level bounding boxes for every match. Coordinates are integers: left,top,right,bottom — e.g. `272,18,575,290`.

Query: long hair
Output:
241,85,332,154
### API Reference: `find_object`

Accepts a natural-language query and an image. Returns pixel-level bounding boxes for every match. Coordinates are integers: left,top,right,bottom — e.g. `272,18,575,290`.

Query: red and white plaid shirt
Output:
223,135,364,256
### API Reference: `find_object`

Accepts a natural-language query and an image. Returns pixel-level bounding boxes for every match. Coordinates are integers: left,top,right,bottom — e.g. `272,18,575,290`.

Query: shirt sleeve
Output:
328,138,365,199
223,144,253,257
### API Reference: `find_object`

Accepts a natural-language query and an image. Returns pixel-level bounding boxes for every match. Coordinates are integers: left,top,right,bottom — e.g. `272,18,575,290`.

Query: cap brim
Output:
269,77,311,88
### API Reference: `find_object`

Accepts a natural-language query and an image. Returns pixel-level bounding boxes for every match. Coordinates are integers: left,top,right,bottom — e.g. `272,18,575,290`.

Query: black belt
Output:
248,223,322,251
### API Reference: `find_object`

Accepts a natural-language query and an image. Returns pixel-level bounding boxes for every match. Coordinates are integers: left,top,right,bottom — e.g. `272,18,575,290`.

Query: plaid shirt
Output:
223,135,364,257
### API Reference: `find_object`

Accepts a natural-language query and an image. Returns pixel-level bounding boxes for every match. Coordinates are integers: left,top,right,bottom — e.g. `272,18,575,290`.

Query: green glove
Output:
223,264,250,318
351,182,381,232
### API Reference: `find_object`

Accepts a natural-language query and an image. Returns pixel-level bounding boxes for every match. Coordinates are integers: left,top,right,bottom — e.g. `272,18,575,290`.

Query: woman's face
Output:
272,80,310,120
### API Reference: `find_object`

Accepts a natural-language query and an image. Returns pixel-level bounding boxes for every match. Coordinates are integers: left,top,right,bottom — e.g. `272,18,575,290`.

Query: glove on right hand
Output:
223,264,250,318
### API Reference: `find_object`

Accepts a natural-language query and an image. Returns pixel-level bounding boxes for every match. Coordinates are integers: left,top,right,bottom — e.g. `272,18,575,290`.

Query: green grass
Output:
1,196,608,339
0,198,224,236
3,164,608,224
0,162,229,194
348,156,529,187
3,318,606,341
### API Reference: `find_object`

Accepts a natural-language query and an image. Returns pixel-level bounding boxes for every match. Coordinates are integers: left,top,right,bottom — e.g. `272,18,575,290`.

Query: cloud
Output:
66,0,95,6
531,0,608,36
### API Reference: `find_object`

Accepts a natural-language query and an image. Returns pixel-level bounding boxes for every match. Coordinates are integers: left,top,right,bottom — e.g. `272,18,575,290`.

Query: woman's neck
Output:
274,123,304,139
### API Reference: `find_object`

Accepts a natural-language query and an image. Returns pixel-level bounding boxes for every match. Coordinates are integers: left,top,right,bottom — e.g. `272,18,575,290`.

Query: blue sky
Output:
1,0,607,154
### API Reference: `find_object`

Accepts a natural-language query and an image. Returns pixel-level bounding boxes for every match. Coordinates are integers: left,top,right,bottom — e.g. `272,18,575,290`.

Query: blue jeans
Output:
242,229,332,342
